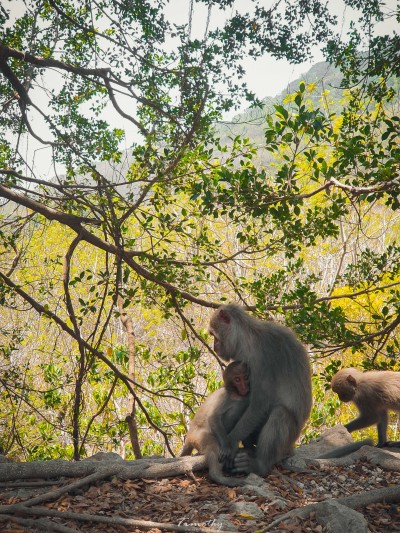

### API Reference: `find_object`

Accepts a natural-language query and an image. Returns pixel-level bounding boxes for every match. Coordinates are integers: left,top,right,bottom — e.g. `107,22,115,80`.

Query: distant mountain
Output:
217,61,343,148
275,60,343,102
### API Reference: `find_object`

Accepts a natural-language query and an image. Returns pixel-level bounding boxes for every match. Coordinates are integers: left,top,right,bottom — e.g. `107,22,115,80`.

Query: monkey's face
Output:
209,330,230,361
331,375,356,402
209,308,233,362
223,361,249,397
334,388,354,402
212,334,221,355
233,372,249,397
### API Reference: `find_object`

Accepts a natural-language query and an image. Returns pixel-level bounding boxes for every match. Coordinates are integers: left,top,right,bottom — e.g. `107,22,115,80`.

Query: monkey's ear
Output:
347,375,357,386
218,309,231,323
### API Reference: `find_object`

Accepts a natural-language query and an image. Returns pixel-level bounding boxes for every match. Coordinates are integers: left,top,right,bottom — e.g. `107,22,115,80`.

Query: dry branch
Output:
0,513,80,533
1,505,230,533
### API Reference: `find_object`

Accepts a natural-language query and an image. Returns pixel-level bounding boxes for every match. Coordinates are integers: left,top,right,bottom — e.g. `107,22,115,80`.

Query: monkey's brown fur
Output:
331,367,400,446
209,304,312,476
180,361,250,486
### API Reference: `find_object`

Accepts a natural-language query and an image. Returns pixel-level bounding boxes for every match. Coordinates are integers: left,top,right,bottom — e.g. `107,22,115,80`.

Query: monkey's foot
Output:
232,451,273,477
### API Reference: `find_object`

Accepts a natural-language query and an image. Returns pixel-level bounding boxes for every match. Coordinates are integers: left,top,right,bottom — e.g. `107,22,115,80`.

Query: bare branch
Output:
0,271,175,453
104,77,149,137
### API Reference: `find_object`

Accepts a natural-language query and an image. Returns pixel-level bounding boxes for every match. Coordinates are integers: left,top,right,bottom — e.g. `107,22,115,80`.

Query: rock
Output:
282,425,366,470
230,501,264,520
214,514,238,531
314,500,369,533
242,473,287,507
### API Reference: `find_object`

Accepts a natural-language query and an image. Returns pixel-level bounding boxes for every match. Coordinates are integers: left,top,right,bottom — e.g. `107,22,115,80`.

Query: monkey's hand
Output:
231,450,252,475
218,445,236,471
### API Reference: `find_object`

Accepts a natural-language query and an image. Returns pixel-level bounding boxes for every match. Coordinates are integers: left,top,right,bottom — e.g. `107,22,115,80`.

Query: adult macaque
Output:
180,361,250,486
209,304,312,476
331,367,400,447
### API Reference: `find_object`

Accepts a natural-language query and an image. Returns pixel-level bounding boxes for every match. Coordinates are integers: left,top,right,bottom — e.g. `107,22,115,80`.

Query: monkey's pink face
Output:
208,321,221,354
233,373,249,397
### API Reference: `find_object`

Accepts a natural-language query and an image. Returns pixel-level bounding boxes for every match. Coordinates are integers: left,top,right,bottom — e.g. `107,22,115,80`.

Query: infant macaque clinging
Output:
180,361,250,486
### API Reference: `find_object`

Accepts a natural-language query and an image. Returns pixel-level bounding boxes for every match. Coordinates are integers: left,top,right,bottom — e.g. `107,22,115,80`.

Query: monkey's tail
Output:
318,438,374,459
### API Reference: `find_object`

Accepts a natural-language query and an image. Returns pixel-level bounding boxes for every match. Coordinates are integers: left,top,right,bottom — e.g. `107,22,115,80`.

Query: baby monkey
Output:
331,367,400,447
180,361,250,486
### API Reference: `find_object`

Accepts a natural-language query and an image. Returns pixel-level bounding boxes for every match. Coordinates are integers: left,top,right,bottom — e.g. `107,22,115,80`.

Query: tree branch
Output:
0,183,219,308
0,44,111,78
0,271,175,454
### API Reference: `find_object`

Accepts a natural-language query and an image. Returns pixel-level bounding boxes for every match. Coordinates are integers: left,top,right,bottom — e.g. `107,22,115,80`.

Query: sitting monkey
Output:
331,367,400,447
180,361,250,486
209,304,312,476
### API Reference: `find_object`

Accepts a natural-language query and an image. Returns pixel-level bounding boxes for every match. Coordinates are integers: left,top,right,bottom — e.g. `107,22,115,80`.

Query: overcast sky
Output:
166,0,398,101
168,0,321,99
5,0,399,177
8,0,398,99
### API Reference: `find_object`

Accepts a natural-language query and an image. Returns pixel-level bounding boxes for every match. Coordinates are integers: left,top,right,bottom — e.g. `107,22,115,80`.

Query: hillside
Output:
217,60,343,148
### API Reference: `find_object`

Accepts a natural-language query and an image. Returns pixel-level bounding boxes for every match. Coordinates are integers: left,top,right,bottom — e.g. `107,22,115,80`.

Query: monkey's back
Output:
356,370,400,410
255,320,312,425
189,388,228,430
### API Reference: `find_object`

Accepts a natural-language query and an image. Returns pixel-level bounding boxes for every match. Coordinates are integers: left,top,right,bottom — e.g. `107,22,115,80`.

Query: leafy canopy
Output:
0,0,399,458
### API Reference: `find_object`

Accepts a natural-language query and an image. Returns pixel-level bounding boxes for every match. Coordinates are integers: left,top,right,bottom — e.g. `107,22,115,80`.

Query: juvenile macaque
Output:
331,367,400,447
209,304,312,476
180,361,250,486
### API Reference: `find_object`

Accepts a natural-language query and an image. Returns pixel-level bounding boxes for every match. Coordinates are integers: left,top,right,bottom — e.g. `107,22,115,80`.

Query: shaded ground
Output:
1,455,400,532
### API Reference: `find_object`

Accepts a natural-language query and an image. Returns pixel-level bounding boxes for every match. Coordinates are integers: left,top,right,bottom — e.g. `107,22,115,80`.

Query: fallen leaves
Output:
0,456,400,532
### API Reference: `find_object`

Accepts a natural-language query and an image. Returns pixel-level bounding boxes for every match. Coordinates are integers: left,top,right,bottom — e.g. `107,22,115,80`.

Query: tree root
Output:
0,454,207,482
0,456,234,533
265,485,400,530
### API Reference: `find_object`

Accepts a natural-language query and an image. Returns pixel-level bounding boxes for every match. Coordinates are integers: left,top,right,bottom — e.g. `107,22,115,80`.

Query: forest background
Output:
0,0,399,463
